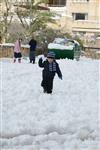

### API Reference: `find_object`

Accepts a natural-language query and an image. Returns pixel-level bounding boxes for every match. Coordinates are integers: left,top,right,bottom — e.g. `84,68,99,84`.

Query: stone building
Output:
47,0,100,35
0,0,100,35
66,0,100,34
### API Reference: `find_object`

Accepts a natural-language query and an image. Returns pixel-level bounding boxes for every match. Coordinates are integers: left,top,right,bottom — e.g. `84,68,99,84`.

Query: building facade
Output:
0,0,100,34
66,0,100,34
48,0,100,34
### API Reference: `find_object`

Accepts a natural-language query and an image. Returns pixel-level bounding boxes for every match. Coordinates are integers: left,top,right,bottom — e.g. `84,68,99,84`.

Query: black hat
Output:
47,51,55,58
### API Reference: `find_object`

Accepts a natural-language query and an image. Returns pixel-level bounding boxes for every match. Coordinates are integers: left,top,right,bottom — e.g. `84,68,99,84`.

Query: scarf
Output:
49,62,56,72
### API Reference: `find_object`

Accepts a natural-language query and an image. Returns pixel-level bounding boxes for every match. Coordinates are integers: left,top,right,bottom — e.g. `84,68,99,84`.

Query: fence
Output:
0,43,30,58
0,43,100,59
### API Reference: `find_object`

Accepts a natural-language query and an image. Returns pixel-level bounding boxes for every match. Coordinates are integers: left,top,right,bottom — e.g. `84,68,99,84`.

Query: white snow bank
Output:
0,57,100,150
0,43,29,48
48,38,79,50
48,43,74,50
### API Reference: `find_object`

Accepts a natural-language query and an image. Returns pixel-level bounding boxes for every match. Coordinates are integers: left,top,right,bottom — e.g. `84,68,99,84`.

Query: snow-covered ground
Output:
0,57,100,150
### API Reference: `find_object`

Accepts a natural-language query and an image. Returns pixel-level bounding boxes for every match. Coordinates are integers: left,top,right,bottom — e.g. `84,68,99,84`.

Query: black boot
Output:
43,88,47,93
47,90,52,94
18,59,21,63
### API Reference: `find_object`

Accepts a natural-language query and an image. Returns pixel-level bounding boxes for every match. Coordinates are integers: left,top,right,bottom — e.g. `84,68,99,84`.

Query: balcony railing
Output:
72,20,100,33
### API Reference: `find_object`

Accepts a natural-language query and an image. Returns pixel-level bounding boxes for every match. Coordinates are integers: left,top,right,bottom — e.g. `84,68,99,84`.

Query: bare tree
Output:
15,0,55,36
0,0,56,42
0,0,14,42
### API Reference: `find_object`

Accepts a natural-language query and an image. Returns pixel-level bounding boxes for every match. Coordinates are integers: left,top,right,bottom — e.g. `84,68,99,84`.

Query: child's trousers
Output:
41,76,54,94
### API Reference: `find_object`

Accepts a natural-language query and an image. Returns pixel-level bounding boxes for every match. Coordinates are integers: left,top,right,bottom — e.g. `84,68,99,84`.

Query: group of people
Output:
13,37,62,94
14,37,37,63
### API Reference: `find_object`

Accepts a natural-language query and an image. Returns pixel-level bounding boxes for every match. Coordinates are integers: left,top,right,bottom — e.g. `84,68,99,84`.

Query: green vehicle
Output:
48,38,81,60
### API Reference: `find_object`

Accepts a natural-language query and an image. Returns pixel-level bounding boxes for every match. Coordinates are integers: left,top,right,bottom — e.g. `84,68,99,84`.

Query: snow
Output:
48,43,74,50
48,38,80,50
0,43,29,48
96,37,100,40
48,38,73,50
0,57,100,150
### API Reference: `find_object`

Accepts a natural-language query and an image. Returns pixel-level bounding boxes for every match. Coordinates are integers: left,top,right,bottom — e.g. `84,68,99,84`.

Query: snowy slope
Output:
0,57,100,150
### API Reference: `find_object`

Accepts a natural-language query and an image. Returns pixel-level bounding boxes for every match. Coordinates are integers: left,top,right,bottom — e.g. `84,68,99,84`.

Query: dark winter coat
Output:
29,39,37,51
38,58,62,79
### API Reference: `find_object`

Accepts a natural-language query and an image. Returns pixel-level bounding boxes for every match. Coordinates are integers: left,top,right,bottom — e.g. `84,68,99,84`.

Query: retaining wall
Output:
0,44,30,58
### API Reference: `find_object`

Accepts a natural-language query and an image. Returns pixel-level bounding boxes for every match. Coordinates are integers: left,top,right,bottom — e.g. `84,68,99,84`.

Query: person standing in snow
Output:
13,38,22,63
38,51,62,94
29,36,37,64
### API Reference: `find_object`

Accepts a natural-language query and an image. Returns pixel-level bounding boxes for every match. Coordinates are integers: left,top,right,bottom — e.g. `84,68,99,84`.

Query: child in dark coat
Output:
38,51,62,94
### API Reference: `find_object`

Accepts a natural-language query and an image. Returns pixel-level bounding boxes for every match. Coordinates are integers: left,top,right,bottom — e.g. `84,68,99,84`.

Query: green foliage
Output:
16,0,55,34
34,29,83,55
35,28,71,55
73,38,84,50
30,11,55,33
35,0,48,5
63,32,72,39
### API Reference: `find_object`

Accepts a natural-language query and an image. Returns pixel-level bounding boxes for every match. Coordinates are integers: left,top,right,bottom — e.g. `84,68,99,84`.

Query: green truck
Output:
48,38,81,60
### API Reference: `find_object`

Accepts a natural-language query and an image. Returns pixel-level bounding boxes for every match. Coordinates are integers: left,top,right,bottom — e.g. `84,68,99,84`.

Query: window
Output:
48,0,66,7
72,13,88,20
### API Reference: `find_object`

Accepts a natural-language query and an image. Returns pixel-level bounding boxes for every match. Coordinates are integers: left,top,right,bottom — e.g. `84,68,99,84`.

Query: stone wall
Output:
0,45,100,60
81,48,100,59
0,46,29,58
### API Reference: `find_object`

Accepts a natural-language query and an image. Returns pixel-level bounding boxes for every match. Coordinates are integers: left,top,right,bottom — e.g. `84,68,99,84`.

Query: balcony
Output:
72,20,100,33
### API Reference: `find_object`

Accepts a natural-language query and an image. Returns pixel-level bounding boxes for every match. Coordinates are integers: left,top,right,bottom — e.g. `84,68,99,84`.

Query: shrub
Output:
74,38,84,50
